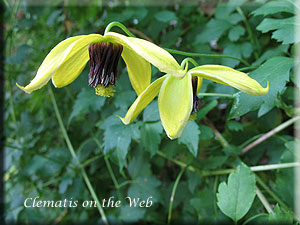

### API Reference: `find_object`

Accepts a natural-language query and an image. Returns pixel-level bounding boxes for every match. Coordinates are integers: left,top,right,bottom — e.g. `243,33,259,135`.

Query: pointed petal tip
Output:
116,115,130,125
16,83,31,94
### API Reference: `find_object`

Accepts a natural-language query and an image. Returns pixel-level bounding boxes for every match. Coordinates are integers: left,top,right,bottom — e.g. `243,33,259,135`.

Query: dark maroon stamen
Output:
191,77,201,114
88,42,123,88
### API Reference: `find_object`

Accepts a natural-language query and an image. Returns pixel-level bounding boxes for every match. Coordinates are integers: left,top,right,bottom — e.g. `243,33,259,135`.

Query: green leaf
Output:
178,121,200,156
196,19,231,43
228,25,245,41
141,122,163,157
217,164,256,222
119,205,146,222
227,121,243,131
101,121,140,170
198,125,213,140
252,0,295,16
268,204,293,223
143,100,160,122
253,44,289,66
154,10,177,22
257,17,299,44
221,42,253,67
128,175,162,203
69,88,105,123
230,57,294,118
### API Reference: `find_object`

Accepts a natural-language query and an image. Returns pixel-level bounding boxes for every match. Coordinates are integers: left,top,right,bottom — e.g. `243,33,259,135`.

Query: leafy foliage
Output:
4,0,298,224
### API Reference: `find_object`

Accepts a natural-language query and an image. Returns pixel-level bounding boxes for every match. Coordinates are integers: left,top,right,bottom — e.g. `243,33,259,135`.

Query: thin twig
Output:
242,116,300,154
48,87,108,225
167,167,186,225
256,188,274,214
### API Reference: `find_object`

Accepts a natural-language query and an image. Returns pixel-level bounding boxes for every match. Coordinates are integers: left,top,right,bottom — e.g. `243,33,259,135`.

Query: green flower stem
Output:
256,188,274,214
255,175,290,211
198,93,234,98
167,167,186,225
236,7,260,59
242,116,300,154
180,57,199,69
104,22,250,66
80,154,104,168
104,22,135,37
165,48,250,66
48,87,109,225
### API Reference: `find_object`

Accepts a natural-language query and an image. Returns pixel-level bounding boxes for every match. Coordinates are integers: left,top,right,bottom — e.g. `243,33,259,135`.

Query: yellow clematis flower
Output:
16,32,184,97
120,60,269,139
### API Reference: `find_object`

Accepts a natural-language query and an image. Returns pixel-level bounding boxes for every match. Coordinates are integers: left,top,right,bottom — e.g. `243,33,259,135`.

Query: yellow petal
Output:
158,73,193,139
121,46,151,95
120,75,167,124
105,32,185,77
16,34,103,93
197,77,203,94
189,65,269,96
52,34,104,88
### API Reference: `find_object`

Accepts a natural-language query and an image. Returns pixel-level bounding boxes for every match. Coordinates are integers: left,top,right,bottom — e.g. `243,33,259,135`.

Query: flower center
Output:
88,42,123,97
191,77,201,116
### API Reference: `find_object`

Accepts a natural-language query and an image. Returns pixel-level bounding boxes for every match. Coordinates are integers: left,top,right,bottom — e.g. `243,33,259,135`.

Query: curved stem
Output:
180,57,199,69
241,213,269,225
167,167,186,225
48,87,108,225
165,48,250,66
104,22,135,37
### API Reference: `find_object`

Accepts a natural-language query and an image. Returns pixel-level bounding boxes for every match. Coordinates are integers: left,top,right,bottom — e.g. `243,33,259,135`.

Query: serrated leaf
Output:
217,164,256,222
196,19,231,43
69,88,105,123
257,17,299,44
154,10,177,22
253,45,289,66
178,121,200,156
230,57,294,118
252,0,294,16
143,100,160,122
228,25,245,41
101,122,140,170
128,176,162,203
119,205,146,222
268,204,293,223
221,42,253,67
141,122,163,157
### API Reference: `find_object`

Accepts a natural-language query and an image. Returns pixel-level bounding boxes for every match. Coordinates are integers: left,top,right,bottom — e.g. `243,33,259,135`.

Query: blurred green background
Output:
4,0,298,224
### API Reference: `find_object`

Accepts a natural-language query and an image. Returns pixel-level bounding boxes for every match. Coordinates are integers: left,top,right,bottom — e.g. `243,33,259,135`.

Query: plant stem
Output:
167,167,186,225
48,87,108,225
104,22,250,67
255,175,289,211
180,57,199,69
104,22,135,37
198,93,234,98
242,116,300,153
157,151,299,176
165,48,250,66
236,7,260,59
256,188,274,214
